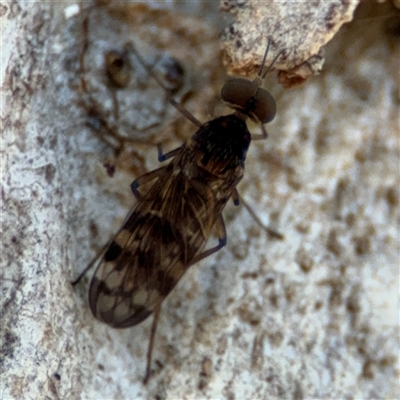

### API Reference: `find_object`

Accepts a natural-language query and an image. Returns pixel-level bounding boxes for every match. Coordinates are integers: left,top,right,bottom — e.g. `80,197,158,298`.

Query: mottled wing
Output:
88,168,217,328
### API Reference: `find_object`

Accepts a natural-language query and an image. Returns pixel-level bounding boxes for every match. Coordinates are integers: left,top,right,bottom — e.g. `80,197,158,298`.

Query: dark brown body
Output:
89,115,251,328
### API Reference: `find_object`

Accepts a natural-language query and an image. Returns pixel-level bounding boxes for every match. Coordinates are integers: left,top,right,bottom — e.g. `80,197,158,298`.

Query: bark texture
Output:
2,1,399,399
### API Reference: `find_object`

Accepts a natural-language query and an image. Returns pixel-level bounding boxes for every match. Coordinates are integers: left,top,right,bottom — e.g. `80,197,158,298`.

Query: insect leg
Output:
168,98,203,128
71,240,110,285
231,188,241,206
231,189,283,239
250,123,268,141
189,215,227,266
157,143,182,162
130,165,169,199
126,42,203,128
143,302,162,385
238,196,284,240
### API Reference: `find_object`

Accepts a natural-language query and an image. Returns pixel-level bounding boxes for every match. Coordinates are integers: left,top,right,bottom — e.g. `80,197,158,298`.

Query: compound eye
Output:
221,78,257,110
252,87,276,123
221,78,276,123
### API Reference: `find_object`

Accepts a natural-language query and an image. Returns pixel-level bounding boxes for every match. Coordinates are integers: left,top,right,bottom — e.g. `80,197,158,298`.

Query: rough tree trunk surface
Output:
2,1,399,399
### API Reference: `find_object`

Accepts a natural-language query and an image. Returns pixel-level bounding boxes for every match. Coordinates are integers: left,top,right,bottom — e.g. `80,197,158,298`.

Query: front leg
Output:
130,165,168,200
131,144,184,199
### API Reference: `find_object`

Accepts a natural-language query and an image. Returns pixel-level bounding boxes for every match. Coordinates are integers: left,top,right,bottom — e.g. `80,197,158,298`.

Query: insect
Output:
74,38,283,383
